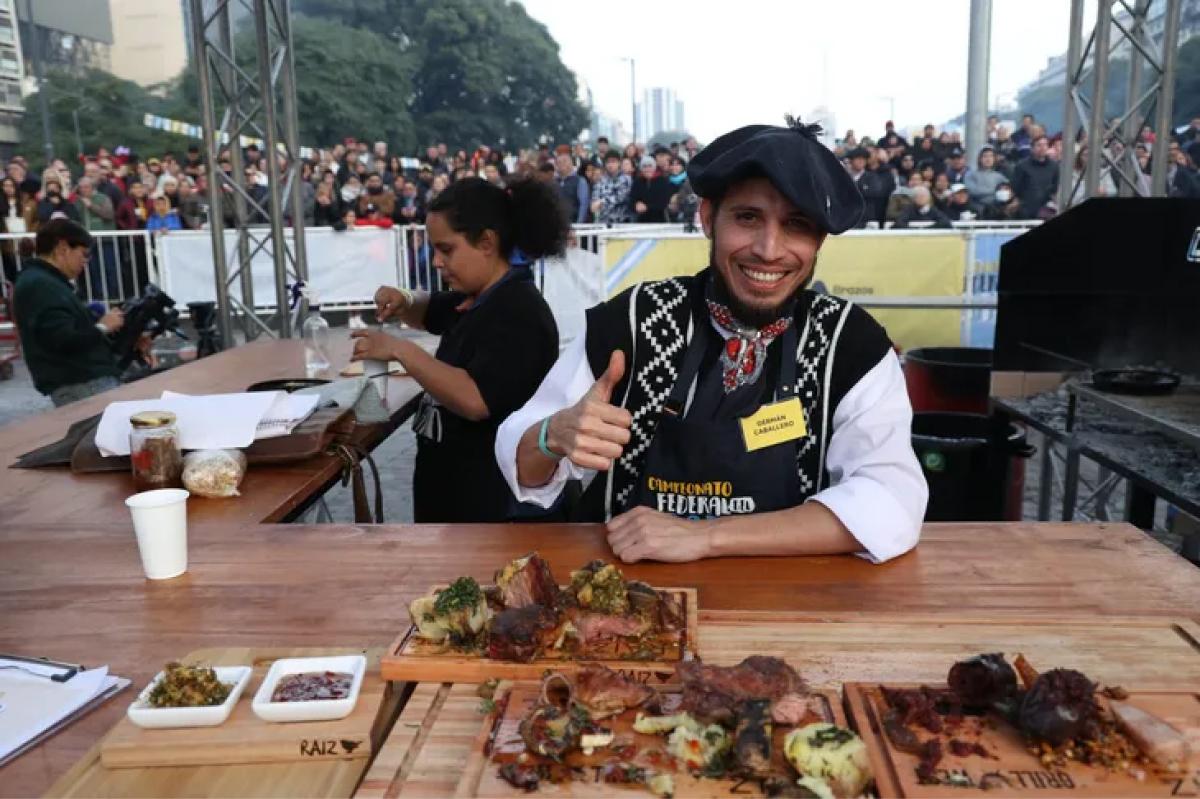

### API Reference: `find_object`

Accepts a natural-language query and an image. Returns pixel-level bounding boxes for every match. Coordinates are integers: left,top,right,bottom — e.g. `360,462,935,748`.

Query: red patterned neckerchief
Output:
706,299,793,392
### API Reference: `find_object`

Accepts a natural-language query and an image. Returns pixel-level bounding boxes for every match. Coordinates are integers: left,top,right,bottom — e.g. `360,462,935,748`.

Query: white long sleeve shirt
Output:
495,329,927,563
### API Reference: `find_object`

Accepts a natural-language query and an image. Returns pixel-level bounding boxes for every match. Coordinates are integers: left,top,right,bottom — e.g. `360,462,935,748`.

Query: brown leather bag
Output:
28,407,357,472
13,408,384,524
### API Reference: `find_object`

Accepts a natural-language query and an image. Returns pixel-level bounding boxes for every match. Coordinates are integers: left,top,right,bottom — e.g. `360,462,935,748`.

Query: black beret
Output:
686,121,865,234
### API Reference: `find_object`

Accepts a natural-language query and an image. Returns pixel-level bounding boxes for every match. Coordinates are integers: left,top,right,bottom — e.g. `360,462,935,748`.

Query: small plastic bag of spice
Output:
182,449,247,498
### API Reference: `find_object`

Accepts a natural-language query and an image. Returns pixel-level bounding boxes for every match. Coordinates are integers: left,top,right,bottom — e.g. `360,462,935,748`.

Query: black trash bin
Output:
912,412,1034,522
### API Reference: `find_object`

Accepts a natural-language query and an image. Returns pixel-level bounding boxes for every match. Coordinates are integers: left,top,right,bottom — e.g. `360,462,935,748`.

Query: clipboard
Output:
0,654,131,768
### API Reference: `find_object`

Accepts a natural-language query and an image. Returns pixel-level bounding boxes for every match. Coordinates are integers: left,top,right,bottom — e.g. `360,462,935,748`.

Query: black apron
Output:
631,318,803,519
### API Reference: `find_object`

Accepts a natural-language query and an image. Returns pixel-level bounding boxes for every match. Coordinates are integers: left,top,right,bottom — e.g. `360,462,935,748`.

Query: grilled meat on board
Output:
733,698,774,777
486,605,558,662
573,664,660,719
679,656,809,726
948,652,1018,709
494,553,560,609
519,701,584,760
570,610,652,644
627,581,686,631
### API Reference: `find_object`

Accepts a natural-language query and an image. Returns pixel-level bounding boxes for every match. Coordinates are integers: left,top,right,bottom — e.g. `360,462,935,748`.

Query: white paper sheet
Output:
94,391,282,456
0,663,116,762
163,390,319,440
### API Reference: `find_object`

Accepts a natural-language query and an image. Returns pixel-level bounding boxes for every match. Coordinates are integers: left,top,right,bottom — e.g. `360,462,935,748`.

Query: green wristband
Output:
537,417,562,459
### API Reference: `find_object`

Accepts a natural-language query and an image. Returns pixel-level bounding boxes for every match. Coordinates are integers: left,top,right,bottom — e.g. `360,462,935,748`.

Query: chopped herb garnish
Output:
434,576,483,616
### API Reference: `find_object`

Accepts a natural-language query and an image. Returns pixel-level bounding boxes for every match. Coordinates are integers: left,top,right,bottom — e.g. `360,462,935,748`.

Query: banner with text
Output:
603,232,968,351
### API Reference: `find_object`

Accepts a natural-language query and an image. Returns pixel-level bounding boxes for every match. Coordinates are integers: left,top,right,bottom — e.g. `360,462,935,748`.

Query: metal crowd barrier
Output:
0,230,157,306
0,220,1036,322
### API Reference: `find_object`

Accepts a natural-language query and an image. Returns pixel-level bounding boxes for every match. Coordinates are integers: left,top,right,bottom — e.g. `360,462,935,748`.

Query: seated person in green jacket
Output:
13,219,134,407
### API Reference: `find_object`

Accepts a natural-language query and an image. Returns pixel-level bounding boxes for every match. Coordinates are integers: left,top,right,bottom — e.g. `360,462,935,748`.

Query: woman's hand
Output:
374,286,409,322
350,329,399,362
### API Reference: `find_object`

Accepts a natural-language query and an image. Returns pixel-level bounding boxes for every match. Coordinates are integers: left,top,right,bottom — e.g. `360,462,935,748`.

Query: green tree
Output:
284,15,417,149
294,0,587,148
162,15,417,152
19,68,193,172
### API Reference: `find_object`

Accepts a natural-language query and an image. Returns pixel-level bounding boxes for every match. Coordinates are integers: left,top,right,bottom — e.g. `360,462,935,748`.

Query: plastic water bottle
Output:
302,300,331,373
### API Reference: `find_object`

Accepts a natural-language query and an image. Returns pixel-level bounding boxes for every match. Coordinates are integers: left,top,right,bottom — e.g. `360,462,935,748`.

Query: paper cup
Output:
125,489,190,580
363,358,388,399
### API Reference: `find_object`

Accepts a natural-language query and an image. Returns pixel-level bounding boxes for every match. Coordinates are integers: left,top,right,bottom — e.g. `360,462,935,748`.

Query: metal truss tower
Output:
1058,0,1184,209
187,0,309,341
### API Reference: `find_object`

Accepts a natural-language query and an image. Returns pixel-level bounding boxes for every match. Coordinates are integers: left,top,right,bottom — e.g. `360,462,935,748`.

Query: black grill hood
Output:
994,198,1200,374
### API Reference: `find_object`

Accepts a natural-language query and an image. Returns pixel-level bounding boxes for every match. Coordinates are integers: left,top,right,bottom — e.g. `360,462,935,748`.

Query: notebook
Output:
254,392,321,439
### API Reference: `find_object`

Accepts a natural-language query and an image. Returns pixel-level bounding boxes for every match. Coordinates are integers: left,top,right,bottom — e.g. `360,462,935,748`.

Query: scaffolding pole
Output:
1057,0,1087,209
185,0,308,340
1062,0,1184,209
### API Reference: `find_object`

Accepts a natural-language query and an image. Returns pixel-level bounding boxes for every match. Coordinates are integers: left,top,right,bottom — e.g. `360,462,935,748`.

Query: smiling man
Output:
495,120,928,564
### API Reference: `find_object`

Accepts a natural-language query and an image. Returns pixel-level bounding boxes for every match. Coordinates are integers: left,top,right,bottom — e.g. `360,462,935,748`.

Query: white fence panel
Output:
156,227,400,309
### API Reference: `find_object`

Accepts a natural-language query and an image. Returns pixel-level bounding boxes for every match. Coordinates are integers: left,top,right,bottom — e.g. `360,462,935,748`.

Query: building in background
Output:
1019,0,1200,97
577,79,629,148
589,110,627,146
8,0,187,152
635,86,685,142
15,0,113,74
10,0,113,151
108,0,187,89
0,0,25,147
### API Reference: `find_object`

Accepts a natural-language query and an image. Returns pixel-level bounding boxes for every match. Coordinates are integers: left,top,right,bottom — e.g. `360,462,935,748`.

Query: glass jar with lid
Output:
129,410,183,492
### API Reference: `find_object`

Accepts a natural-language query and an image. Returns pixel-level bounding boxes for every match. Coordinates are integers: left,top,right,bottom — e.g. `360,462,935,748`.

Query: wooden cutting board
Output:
47,647,404,799
694,612,1200,690
381,588,699,684
100,649,387,768
846,682,1200,797
356,615,1200,798
455,682,847,798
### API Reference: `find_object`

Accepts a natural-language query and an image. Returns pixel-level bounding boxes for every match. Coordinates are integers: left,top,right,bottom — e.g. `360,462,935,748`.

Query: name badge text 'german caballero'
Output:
739,397,808,452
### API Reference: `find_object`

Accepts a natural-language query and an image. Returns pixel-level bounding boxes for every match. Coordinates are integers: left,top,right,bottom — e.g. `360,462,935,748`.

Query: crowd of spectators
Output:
3,112,1199,249
836,113,1200,228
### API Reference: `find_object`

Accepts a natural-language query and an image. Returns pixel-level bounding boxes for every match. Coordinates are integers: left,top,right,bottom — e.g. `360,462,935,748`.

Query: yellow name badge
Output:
739,397,808,452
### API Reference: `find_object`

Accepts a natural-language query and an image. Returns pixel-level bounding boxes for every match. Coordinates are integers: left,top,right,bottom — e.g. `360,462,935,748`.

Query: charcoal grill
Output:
989,198,1200,559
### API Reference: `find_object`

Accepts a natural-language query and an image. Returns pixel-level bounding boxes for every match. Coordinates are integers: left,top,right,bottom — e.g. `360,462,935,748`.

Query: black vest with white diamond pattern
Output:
581,271,870,522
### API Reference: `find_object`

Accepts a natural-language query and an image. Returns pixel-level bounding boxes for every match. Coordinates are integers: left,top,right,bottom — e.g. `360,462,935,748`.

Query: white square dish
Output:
127,665,251,729
251,655,366,723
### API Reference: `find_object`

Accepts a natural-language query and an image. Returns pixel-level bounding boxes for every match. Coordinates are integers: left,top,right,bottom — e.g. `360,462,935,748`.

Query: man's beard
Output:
708,239,814,328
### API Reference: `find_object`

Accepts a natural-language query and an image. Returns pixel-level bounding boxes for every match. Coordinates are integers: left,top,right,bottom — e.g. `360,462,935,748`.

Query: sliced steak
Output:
572,612,651,644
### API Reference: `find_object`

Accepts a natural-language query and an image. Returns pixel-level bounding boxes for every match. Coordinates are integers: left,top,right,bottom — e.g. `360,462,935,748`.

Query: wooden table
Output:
1,520,1198,796
0,337,424,528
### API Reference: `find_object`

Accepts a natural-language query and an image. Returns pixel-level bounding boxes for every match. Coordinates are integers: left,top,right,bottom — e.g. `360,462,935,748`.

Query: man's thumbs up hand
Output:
543,350,633,471
586,350,625,403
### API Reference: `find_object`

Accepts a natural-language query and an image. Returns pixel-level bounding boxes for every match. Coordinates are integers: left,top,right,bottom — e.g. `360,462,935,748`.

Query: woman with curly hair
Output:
351,177,569,522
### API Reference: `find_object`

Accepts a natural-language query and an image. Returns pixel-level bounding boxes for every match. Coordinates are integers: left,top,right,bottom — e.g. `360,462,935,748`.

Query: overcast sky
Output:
519,0,1083,142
